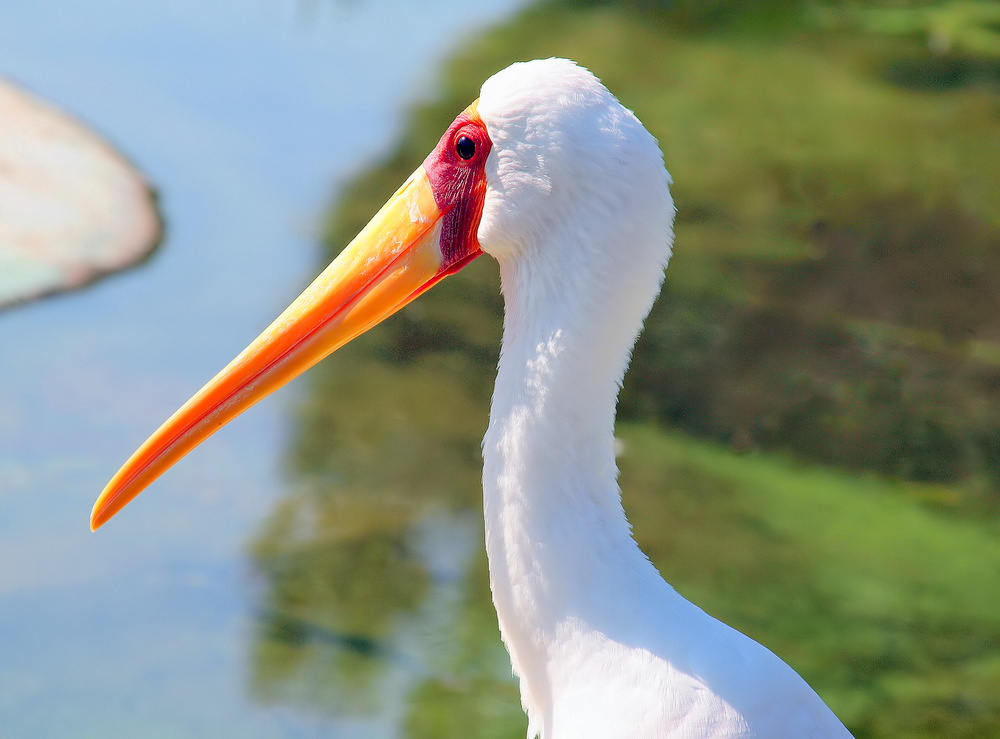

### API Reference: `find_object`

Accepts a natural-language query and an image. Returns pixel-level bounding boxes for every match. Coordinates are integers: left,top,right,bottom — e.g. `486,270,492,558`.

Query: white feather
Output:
475,58,852,739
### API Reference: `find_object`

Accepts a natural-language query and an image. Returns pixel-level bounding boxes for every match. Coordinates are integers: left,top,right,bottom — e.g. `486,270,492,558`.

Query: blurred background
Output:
1,0,998,736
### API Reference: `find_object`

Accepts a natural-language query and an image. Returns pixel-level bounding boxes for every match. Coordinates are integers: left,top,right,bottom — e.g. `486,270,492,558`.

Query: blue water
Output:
0,1,523,735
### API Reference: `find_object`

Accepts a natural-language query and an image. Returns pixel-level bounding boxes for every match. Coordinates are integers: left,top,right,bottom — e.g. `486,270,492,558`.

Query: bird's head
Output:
90,58,673,530
479,60,671,271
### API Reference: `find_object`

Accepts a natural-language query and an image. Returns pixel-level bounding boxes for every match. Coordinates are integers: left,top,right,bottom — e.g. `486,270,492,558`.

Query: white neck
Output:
477,238,854,739
481,253,675,731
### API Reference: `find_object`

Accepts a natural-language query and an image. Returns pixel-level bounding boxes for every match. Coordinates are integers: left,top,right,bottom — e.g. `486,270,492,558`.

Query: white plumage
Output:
474,59,851,739
92,56,854,739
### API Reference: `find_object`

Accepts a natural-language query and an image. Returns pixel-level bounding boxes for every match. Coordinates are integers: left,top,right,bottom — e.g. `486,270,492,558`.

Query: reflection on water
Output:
0,0,524,736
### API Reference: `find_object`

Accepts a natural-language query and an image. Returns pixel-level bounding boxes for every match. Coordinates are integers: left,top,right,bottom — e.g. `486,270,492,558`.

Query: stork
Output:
92,59,852,738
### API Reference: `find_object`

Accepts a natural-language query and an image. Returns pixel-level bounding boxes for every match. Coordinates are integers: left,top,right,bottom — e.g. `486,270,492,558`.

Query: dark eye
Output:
455,135,476,160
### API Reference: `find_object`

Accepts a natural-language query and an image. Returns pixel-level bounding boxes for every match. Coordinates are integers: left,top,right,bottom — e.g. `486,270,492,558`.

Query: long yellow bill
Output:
91,165,474,530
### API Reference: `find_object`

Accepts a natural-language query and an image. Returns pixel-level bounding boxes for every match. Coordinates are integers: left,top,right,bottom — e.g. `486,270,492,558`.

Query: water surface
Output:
0,2,524,735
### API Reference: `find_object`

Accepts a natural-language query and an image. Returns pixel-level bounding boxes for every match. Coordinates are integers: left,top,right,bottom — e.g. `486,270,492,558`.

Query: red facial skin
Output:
423,110,492,275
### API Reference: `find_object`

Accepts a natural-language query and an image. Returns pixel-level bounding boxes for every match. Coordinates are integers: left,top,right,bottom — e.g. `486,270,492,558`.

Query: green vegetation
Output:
248,1,1000,736
622,425,1000,737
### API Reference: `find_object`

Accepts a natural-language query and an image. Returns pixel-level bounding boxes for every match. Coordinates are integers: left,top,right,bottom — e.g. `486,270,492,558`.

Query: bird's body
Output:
93,59,852,737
